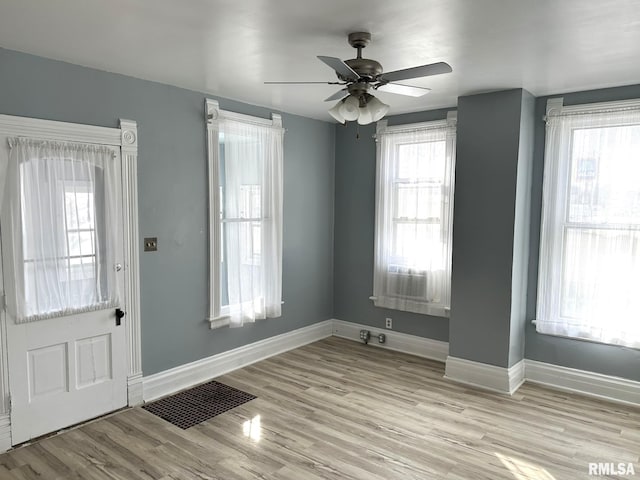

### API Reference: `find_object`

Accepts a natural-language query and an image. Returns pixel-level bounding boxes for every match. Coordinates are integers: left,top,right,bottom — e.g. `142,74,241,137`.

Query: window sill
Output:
207,301,285,330
369,295,450,318
207,315,230,330
532,319,640,350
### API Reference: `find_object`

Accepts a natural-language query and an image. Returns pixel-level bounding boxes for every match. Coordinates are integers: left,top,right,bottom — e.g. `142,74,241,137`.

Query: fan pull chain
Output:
356,125,360,140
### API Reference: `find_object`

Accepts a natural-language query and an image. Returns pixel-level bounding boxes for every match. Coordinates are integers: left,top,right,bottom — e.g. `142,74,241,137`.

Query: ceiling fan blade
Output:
379,62,452,83
264,81,339,84
376,83,431,97
317,56,359,81
324,89,348,102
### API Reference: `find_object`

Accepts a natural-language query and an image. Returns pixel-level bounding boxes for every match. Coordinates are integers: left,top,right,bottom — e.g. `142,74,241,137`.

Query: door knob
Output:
115,308,126,326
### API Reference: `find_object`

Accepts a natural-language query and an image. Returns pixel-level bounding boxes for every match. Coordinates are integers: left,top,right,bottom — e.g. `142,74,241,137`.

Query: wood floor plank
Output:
0,336,638,480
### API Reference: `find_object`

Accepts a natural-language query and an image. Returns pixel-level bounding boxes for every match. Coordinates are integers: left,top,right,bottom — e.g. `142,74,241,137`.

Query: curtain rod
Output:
545,97,640,122
545,105,640,121
374,123,454,139
207,114,286,129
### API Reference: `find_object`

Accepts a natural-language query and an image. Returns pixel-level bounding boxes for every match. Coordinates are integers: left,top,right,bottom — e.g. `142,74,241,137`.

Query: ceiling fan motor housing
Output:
336,31,383,83
343,58,383,81
346,81,370,99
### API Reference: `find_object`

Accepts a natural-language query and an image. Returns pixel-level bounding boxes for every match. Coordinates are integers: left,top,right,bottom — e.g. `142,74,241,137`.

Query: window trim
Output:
371,112,457,317
205,99,282,329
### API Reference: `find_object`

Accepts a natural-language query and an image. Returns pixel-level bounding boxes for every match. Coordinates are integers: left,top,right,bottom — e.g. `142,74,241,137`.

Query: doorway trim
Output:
0,114,142,451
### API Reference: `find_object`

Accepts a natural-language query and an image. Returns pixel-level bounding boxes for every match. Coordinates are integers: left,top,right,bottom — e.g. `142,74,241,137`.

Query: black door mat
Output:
142,380,256,429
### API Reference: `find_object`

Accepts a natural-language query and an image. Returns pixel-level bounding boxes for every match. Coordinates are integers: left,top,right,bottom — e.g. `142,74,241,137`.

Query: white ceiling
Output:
1,0,640,121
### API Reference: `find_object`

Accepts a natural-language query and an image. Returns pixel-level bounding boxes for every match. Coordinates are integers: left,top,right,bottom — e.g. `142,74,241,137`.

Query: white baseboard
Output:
331,319,449,362
142,320,333,402
141,317,639,407
445,356,525,395
525,359,640,406
127,373,144,406
0,414,11,453
509,359,526,393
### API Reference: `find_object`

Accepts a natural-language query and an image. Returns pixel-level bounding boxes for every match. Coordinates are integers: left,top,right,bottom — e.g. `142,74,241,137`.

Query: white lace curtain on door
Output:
2,138,121,323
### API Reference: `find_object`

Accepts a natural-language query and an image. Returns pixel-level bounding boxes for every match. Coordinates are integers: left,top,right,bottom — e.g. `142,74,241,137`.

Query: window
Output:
537,98,640,348
237,184,262,266
6,138,119,322
24,181,99,304
206,99,284,329
61,182,98,286
372,113,457,317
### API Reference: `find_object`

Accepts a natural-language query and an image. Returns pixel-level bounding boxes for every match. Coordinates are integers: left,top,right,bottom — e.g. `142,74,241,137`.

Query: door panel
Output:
28,343,68,399
75,334,112,389
11,309,127,444
0,135,128,445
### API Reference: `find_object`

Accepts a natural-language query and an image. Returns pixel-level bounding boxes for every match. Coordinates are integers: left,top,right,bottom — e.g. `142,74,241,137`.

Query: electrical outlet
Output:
144,237,158,252
385,317,392,329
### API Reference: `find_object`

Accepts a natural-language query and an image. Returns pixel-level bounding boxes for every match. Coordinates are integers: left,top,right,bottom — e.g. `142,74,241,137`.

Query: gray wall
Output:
508,90,535,366
2,46,638,382
525,84,640,381
449,89,530,367
0,48,335,376
333,109,451,341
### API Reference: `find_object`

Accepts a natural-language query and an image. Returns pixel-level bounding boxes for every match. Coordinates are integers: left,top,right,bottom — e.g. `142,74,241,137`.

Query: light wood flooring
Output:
0,337,638,479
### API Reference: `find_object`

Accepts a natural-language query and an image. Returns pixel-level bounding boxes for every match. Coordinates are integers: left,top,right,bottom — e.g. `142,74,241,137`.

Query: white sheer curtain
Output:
373,121,456,316
2,138,120,323
537,105,640,348
220,119,283,327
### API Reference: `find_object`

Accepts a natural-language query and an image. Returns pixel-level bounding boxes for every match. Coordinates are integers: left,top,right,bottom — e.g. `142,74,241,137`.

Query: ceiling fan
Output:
265,32,452,125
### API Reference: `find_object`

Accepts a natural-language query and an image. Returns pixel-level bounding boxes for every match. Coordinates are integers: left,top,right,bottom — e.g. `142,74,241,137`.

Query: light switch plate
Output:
144,237,158,252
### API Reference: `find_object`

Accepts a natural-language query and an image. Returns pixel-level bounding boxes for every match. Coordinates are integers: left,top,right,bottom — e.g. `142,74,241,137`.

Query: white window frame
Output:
371,111,457,317
536,97,640,348
205,99,282,329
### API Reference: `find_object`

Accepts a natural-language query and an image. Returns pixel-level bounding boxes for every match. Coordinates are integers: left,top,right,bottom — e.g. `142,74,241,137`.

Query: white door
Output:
0,136,128,445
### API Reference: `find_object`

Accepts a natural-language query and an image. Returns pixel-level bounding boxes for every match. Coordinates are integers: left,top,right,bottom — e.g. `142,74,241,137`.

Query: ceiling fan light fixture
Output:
328,101,346,124
367,95,390,122
339,95,360,121
328,93,389,125
357,103,374,125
